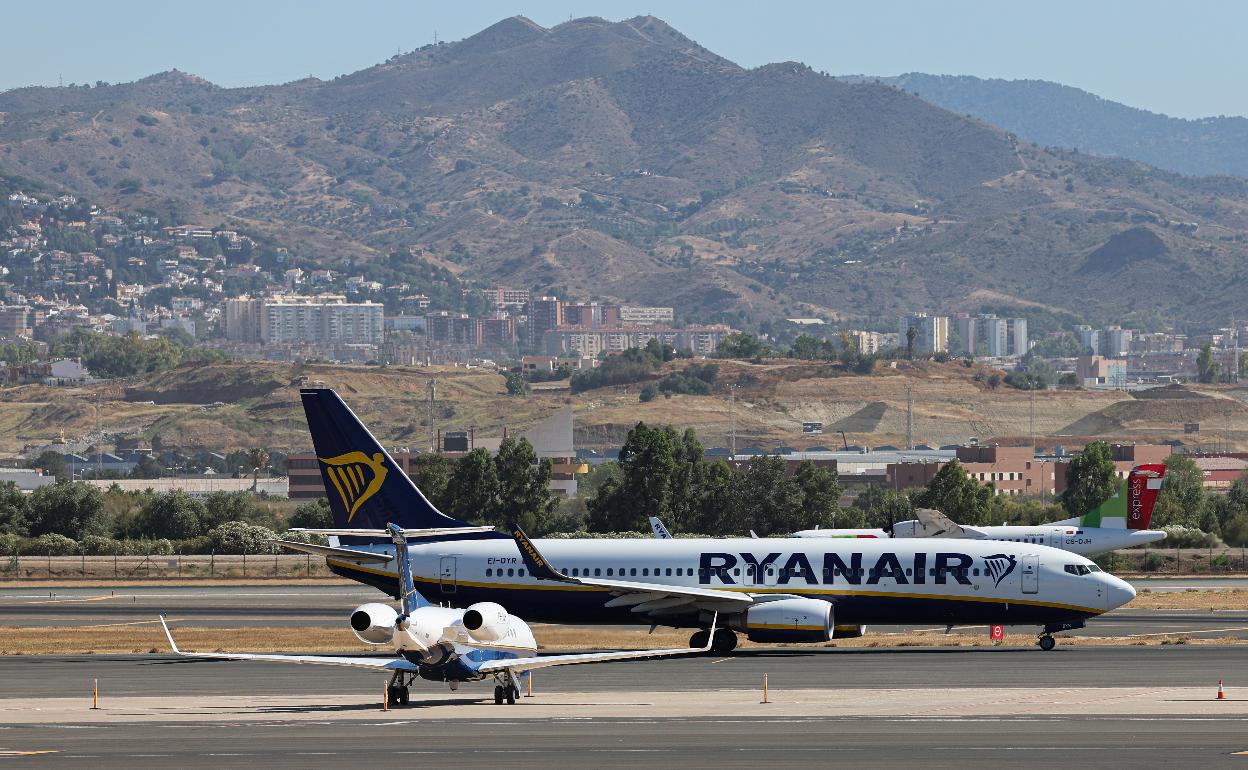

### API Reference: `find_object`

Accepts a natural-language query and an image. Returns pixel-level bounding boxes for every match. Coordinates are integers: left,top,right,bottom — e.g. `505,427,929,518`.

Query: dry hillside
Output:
7,360,1247,459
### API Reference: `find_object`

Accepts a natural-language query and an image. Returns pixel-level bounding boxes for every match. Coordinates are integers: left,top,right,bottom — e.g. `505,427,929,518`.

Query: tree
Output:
736,455,804,536
1060,441,1118,517
1151,454,1205,529
445,448,500,524
1197,342,1221,384
588,422,678,532
0,481,30,535
504,371,529,396
409,454,451,510
714,333,767,360
247,448,269,489
852,485,914,531
201,491,256,530
791,460,841,530
136,490,206,539
27,482,110,539
130,454,164,479
289,499,333,529
494,437,557,534
29,451,69,482
639,383,658,402
905,325,917,360
911,459,993,525
693,461,741,535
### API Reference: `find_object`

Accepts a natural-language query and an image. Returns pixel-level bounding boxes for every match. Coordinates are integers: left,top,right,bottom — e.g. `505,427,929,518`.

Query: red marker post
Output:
990,625,1004,643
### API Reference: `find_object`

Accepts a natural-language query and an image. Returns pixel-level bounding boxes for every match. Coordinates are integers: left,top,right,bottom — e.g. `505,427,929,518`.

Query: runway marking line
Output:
21,595,121,605
79,618,186,629
710,657,734,664
0,749,60,756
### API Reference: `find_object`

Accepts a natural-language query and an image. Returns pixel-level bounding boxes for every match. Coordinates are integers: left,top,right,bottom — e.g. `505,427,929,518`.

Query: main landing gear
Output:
387,671,413,706
690,628,738,653
492,669,520,705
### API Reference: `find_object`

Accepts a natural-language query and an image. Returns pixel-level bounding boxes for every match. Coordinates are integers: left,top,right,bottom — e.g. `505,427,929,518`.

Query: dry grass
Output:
1128,589,1248,610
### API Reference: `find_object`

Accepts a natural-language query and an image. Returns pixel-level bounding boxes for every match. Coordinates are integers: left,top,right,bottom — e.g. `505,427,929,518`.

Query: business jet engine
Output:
349,602,399,644
461,602,510,643
734,598,835,643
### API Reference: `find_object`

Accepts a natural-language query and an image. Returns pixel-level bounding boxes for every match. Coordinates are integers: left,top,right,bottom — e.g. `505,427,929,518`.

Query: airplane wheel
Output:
506,685,517,705
1038,635,1056,651
494,685,504,705
387,685,401,706
690,630,710,648
398,686,410,706
711,629,738,653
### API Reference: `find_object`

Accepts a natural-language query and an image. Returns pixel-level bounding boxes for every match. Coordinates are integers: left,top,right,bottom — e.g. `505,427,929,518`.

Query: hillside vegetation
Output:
3,17,1248,324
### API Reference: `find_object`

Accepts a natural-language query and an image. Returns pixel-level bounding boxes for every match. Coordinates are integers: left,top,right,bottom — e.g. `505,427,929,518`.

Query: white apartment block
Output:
898,313,949,355
619,306,675,326
227,295,383,345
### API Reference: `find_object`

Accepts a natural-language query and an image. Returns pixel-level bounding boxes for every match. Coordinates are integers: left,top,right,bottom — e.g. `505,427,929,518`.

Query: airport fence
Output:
0,553,338,580
1098,546,1248,574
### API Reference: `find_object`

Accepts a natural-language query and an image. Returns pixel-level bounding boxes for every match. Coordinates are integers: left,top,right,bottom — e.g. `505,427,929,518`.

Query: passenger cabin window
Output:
666,568,673,576
630,568,637,576
594,568,602,577
606,568,614,576
485,568,493,577
518,569,525,577
507,568,514,577
642,568,649,576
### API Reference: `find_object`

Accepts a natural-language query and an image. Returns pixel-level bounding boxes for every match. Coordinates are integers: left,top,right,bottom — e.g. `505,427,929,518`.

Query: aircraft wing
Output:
159,616,418,671
290,526,495,538
274,539,394,563
478,615,717,674
508,524,754,612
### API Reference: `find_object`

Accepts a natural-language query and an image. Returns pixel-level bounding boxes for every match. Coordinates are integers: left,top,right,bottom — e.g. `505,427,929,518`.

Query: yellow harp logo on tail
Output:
318,451,388,523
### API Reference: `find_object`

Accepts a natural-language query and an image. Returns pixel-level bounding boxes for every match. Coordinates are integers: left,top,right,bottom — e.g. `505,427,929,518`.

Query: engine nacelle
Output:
349,602,399,645
736,598,834,643
832,624,867,639
461,602,510,643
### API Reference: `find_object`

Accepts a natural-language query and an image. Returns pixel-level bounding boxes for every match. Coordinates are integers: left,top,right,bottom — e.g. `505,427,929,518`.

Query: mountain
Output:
3,17,1248,325
865,73,1248,179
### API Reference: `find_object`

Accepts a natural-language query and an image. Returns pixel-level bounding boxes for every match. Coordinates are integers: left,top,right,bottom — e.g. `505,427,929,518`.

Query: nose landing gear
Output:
1037,634,1056,651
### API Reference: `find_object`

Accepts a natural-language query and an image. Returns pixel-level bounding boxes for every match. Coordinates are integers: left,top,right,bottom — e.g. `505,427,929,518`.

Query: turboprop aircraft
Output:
793,464,1168,557
285,388,1137,652
162,523,715,705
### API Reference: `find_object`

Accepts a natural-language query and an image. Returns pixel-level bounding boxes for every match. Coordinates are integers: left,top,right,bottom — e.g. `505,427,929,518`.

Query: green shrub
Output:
29,533,78,555
80,535,123,555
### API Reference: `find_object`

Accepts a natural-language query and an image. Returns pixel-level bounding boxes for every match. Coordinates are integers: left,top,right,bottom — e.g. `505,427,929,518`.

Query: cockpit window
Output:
1087,565,1101,572
1064,564,1094,575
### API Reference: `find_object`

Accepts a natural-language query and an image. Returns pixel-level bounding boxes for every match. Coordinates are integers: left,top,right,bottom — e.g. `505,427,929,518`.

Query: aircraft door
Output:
1050,532,1064,550
1021,555,1039,594
439,556,457,594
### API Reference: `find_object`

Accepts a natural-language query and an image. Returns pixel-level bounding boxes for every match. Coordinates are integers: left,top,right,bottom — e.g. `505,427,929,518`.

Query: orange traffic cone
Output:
1217,680,1226,700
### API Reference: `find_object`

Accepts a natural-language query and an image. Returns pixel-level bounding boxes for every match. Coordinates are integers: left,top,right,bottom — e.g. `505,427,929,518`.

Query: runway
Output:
4,582,1248,639
1,649,1247,767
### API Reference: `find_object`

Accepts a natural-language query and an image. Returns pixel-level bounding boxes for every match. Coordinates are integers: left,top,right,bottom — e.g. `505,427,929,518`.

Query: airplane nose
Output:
1104,574,1136,610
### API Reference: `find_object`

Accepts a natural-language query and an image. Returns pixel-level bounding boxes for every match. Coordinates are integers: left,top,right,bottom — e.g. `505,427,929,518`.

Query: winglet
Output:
648,516,672,539
508,522,574,583
159,615,180,655
702,612,719,652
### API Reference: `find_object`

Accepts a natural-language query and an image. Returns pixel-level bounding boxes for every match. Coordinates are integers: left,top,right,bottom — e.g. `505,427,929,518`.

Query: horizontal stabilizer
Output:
273,539,393,563
290,526,496,539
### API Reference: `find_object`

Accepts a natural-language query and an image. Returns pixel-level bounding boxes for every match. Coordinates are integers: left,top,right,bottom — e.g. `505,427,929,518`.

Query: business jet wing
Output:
508,524,755,612
274,540,394,563
478,614,717,674
160,616,418,670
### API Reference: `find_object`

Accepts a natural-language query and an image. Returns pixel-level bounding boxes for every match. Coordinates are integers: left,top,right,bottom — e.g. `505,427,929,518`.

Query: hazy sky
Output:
2,0,1244,119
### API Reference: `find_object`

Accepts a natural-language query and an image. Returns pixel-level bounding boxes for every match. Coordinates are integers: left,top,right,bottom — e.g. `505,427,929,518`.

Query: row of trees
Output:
585,422,840,535
403,437,562,534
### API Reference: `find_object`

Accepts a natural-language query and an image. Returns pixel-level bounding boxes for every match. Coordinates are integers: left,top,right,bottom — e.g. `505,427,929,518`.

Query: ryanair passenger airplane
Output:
287,388,1136,653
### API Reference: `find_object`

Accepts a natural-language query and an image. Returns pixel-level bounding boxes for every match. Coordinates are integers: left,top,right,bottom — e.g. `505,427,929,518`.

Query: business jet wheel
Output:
1038,635,1056,651
494,685,504,704
506,685,518,705
690,630,710,649
711,628,738,653
397,686,410,706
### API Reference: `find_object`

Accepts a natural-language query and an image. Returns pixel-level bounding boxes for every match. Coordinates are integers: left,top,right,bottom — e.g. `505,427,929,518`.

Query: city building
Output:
898,313,949,355
619,306,675,326
1076,325,1100,356
526,296,564,347
1077,356,1128,388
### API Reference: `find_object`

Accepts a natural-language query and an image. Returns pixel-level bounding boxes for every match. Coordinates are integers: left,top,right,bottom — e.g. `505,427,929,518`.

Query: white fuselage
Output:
328,536,1136,630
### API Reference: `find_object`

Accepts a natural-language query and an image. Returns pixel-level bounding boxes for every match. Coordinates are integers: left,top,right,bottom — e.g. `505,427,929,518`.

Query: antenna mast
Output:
426,379,436,453
905,384,914,450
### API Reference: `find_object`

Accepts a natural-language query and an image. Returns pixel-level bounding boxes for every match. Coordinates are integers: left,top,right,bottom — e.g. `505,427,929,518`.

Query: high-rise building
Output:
1104,326,1133,357
1076,325,1100,356
526,297,563,346
898,313,949,355
232,295,384,345
952,314,976,356
619,306,675,326
223,298,263,342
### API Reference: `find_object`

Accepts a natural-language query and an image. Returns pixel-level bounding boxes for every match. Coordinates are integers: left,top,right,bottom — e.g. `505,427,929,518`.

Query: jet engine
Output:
461,602,510,643
734,598,835,643
349,602,399,644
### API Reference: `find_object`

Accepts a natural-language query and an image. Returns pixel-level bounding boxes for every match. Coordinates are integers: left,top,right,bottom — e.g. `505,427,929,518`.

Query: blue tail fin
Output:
300,388,471,531
387,523,429,614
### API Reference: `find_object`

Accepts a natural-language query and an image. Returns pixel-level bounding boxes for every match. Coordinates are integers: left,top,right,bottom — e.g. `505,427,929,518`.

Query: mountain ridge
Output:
2,17,1248,326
